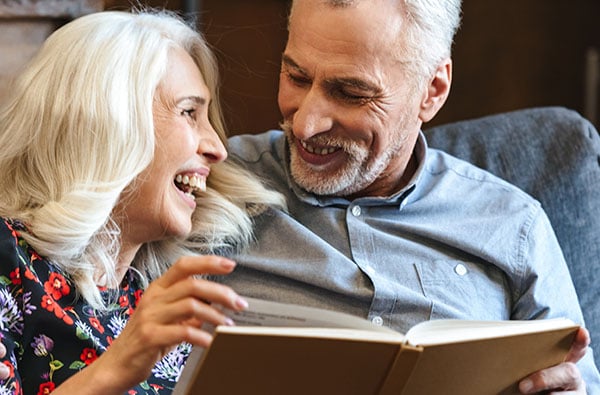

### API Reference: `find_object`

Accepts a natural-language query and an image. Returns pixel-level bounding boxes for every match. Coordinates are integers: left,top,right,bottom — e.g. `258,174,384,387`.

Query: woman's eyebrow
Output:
176,95,207,106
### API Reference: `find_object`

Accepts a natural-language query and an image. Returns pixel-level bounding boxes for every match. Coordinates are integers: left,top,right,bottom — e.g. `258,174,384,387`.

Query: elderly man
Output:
223,0,600,393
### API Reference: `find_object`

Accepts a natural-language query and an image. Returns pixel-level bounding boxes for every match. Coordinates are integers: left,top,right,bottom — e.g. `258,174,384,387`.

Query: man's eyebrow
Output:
282,53,380,94
325,76,381,94
281,54,308,76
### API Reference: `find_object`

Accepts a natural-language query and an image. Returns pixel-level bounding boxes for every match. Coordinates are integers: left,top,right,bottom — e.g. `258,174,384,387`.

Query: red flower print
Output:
118,295,129,308
5,221,18,238
30,250,43,261
80,348,98,365
37,381,55,395
128,390,137,395
24,267,36,281
41,295,74,325
9,268,21,285
41,295,58,314
44,273,70,300
89,317,104,334
62,314,74,325
133,289,143,306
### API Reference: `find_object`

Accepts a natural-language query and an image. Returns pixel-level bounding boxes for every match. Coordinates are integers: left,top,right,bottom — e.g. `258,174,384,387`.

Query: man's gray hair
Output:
291,0,462,81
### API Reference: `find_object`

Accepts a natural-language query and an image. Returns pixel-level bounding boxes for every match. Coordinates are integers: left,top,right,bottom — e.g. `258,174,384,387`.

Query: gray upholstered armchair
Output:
425,107,600,367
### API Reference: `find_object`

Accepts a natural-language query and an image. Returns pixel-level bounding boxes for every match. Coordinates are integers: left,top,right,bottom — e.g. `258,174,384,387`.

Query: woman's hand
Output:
53,255,247,394
0,342,9,381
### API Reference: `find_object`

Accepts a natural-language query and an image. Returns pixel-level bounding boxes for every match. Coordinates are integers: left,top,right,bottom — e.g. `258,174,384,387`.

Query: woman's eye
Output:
181,109,196,118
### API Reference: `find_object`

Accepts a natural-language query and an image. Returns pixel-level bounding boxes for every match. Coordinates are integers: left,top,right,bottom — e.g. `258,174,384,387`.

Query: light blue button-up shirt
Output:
222,130,600,390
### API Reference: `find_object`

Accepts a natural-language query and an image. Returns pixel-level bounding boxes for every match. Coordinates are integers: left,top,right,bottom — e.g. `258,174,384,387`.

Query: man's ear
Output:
418,58,452,123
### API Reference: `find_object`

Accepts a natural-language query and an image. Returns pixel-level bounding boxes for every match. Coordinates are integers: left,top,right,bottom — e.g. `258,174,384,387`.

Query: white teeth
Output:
197,177,206,192
300,140,337,155
174,172,207,195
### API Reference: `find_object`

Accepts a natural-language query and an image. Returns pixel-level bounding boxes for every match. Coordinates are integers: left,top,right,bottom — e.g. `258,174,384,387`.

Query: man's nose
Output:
291,89,334,140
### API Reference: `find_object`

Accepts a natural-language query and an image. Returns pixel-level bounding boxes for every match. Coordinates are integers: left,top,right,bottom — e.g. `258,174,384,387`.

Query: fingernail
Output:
224,317,235,326
221,259,236,269
235,296,248,310
519,378,533,393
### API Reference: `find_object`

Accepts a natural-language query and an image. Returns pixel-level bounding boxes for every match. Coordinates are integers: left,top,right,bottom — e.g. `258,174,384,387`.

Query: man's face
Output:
278,0,429,198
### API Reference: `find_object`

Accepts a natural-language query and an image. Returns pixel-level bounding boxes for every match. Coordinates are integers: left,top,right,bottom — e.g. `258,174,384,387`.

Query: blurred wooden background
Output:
2,0,599,134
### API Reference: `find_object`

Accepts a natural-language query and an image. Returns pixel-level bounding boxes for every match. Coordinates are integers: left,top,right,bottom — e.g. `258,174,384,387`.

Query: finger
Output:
564,327,590,363
152,296,235,328
0,342,9,381
139,323,216,349
117,317,216,353
148,276,247,312
155,255,237,288
0,362,9,381
518,362,583,394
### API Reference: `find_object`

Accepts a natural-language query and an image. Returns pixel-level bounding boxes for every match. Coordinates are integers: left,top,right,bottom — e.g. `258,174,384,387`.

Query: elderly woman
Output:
0,10,283,394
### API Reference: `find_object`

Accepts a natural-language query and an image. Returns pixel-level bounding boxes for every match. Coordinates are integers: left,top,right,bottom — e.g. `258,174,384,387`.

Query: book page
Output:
225,296,398,333
405,317,577,346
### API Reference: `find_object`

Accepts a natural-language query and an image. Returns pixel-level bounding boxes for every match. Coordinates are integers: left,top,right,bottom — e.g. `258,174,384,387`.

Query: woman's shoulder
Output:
0,217,26,260
0,217,48,274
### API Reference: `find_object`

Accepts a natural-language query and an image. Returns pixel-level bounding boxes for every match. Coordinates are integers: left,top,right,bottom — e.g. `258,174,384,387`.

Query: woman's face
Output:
117,47,227,250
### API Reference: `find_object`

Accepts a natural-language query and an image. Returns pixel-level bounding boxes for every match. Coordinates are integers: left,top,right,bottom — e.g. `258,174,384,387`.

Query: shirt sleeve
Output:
511,208,600,391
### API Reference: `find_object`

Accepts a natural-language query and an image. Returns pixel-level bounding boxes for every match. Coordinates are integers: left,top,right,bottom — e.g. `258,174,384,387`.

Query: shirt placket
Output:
346,202,396,328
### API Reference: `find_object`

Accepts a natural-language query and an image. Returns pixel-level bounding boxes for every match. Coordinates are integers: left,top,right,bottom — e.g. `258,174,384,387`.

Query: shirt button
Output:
371,316,384,326
454,264,468,276
351,205,362,217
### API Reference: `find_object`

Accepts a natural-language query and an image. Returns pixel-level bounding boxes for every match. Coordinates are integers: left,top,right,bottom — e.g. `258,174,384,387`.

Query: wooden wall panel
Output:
434,0,600,127
6,1,597,132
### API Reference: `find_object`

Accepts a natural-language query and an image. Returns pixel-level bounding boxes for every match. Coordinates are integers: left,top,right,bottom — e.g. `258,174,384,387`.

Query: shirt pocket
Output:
414,260,511,321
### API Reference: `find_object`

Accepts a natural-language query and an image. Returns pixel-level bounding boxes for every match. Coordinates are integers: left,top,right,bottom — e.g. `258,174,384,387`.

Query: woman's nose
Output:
198,125,227,164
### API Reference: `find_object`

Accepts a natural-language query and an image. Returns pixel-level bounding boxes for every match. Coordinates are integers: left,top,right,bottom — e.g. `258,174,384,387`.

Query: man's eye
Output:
287,73,310,86
334,90,370,104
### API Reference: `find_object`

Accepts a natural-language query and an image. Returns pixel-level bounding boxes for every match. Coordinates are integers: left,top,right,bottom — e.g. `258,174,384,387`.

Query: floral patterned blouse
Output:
0,218,190,395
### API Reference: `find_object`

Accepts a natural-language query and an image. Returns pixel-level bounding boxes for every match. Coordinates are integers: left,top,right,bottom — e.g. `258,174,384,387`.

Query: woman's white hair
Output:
0,9,284,309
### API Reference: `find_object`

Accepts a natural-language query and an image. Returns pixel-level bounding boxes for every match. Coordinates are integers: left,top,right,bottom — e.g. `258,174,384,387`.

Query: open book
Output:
172,297,578,395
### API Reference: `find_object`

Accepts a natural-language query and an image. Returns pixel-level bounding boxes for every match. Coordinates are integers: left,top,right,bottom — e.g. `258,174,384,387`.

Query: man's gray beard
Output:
282,123,394,197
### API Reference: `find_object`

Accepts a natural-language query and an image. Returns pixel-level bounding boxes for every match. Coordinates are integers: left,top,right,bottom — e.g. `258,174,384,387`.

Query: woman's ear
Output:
419,58,452,123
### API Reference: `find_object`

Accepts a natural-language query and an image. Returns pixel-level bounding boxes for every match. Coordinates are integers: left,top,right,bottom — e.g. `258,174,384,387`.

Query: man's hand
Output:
519,327,589,394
